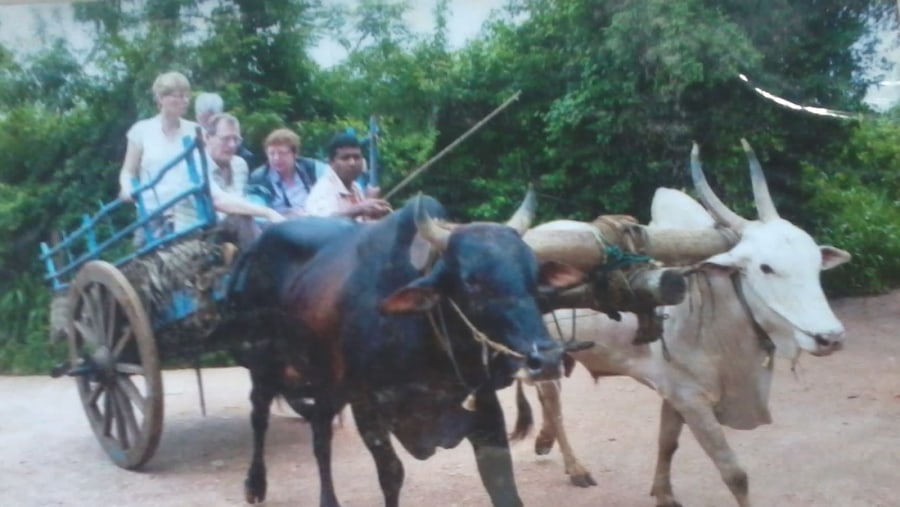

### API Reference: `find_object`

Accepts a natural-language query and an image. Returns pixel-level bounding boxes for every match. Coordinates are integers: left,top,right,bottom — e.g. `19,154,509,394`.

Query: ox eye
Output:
760,264,775,275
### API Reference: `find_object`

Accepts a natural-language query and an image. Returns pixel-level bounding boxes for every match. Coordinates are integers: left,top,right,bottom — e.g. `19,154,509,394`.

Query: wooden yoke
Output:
526,216,692,343
526,216,689,309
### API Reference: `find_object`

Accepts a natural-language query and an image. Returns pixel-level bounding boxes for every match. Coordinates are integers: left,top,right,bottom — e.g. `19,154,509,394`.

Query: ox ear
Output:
538,261,586,291
379,286,441,314
379,270,443,315
696,251,741,276
820,246,851,271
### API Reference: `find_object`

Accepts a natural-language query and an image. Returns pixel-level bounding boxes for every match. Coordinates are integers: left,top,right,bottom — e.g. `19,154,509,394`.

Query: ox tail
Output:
509,379,534,441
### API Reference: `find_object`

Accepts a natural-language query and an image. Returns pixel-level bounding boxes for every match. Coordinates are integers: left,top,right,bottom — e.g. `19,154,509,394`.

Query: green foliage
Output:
1,0,898,373
804,115,900,295
0,269,63,374
804,167,900,294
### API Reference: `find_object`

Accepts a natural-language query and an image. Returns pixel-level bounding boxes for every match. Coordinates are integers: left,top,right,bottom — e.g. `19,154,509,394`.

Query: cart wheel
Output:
66,260,163,470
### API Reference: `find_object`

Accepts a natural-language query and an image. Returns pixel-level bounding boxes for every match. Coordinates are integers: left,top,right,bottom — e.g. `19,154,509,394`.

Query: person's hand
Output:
365,185,381,199
267,209,286,223
359,199,392,219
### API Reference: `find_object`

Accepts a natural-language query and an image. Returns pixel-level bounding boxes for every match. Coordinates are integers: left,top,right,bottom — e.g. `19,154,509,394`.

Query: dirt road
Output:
2,291,898,507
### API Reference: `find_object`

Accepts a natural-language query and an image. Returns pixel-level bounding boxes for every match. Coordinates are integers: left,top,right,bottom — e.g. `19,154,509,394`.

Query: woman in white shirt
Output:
118,72,282,242
118,71,198,215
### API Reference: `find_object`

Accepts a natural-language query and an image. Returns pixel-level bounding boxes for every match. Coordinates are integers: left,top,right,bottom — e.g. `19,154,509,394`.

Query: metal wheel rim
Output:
66,260,164,470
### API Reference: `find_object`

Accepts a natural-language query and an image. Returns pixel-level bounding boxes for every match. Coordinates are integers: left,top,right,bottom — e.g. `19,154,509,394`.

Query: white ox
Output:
525,141,851,507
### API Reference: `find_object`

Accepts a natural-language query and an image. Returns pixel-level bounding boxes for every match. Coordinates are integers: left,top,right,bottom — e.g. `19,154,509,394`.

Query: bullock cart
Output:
39,133,241,470
40,121,383,470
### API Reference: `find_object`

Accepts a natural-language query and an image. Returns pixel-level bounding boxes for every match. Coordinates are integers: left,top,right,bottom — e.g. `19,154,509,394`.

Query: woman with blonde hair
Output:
118,71,198,219
118,71,283,241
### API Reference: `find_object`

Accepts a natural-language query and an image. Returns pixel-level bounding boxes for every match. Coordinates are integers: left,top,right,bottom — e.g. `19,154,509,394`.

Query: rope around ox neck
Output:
425,298,525,412
446,298,525,359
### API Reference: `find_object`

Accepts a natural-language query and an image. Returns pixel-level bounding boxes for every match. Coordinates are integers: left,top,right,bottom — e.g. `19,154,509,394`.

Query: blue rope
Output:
601,245,652,273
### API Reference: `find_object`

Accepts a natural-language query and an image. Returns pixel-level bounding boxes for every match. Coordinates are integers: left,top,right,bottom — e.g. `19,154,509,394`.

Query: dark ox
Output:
222,193,584,507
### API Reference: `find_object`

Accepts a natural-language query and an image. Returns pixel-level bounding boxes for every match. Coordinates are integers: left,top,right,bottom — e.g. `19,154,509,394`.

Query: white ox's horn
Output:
524,219,736,269
691,142,748,231
414,194,451,250
741,138,779,222
506,185,537,235
524,221,609,271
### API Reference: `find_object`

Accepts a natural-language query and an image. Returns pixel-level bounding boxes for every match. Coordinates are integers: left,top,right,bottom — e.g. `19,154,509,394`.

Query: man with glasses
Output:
167,113,284,247
205,113,249,200
195,92,258,167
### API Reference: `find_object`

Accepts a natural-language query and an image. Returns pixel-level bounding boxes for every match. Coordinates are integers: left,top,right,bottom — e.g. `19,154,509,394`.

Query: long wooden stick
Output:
384,90,522,200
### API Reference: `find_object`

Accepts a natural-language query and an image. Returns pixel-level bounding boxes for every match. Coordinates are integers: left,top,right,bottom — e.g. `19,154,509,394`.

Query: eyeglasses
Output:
266,147,295,158
214,134,243,145
162,91,191,100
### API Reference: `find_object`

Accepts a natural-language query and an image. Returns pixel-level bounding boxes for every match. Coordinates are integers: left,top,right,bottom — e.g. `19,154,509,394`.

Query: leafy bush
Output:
803,163,900,296
0,274,65,374
2,0,898,375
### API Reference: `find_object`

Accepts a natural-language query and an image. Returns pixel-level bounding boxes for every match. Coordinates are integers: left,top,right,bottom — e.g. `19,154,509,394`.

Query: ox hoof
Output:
534,433,555,455
244,477,267,505
244,493,266,505
569,472,598,488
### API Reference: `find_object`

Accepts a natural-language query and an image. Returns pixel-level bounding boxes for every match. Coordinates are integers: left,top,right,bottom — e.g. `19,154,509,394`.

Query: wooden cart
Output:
39,134,231,469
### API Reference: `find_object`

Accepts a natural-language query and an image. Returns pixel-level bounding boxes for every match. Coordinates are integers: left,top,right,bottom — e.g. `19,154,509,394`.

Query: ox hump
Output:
650,188,716,230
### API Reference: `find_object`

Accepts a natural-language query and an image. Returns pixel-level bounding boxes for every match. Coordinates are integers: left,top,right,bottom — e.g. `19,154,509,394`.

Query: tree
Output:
425,0,895,223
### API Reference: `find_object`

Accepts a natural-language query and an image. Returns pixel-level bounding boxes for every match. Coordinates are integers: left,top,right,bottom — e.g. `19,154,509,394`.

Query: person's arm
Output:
212,190,285,223
306,182,389,220
335,199,391,220
118,140,143,202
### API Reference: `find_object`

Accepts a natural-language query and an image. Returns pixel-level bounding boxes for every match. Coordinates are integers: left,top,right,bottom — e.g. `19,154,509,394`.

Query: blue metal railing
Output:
39,132,217,292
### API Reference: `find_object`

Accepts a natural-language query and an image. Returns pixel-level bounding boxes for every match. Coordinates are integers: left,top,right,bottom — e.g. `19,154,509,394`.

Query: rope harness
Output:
730,273,776,368
583,218,668,345
425,296,527,412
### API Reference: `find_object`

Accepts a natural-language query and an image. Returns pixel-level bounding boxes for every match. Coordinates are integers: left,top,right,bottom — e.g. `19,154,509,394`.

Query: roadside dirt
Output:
2,291,898,507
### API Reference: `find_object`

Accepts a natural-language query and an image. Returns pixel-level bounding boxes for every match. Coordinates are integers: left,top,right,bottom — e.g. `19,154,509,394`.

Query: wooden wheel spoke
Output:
110,386,130,449
102,391,114,437
73,319,100,347
116,363,144,375
87,381,105,407
104,290,119,348
116,375,146,414
114,386,141,444
112,325,133,359
83,284,104,336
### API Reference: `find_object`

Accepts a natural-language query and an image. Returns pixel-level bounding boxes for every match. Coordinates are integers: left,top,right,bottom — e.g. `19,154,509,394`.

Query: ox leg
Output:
467,392,524,507
351,399,404,507
650,400,685,507
533,381,556,455
535,381,596,487
309,396,341,507
672,396,750,507
244,368,277,504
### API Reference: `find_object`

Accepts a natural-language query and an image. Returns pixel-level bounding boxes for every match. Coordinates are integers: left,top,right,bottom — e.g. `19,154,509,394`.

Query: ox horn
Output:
690,142,748,231
741,139,779,222
523,221,606,272
505,185,537,235
414,194,451,250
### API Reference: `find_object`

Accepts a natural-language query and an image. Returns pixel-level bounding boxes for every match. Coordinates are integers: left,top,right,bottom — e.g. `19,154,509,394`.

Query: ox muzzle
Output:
520,340,593,381
807,329,845,356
